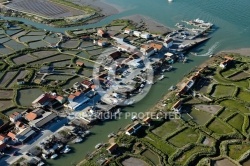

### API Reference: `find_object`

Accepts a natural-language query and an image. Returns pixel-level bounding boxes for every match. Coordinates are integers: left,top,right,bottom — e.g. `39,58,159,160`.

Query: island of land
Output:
80,51,250,166
0,2,249,166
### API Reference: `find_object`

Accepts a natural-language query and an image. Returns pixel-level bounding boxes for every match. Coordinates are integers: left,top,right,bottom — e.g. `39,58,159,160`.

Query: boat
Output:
183,57,188,63
124,99,134,105
50,154,58,159
209,54,214,57
63,148,71,154
131,115,138,121
74,137,83,143
95,143,103,149
84,130,91,136
158,75,165,80
42,153,48,159
168,85,176,91
192,18,213,27
108,132,116,138
38,162,45,166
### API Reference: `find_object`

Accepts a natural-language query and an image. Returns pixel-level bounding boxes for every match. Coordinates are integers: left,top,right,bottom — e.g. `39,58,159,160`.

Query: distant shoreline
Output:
221,48,250,56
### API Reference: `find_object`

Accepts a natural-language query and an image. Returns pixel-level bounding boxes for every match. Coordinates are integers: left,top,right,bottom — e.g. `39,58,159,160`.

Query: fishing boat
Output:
84,130,91,136
50,154,58,159
131,115,138,121
168,85,176,91
108,132,116,138
95,143,103,149
158,75,165,80
63,148,71,154
209,54,214,57
183,57,188,63
74,137,83,143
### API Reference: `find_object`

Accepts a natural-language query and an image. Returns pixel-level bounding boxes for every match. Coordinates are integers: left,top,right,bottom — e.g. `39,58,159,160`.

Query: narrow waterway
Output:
1,0,250,165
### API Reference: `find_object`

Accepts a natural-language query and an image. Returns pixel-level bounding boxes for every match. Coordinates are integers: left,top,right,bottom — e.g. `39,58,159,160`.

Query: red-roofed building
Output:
7,132,16,140
125,127,134,136
106,143,119,154
76,61,84,67
143,117,152,125
81,80,93,89
171,100,182,112
56,96,66,104
25,112,37,121
97,29,107,37
32,93,56,108
149,42,164,51
68,94,76,102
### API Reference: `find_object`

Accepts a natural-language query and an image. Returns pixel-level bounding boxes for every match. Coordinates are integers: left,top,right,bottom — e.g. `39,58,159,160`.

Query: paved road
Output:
0,118,68,165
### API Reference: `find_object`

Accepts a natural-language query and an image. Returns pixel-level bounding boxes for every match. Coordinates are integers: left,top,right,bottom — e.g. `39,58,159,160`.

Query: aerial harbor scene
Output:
0,0,250,166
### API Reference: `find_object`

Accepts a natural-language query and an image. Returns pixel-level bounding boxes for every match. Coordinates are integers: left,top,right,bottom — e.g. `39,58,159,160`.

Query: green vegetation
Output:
207,118,233,135
228,143,250,160
168,128,199,147
220,99,249,113
143,132,176,155
237,90,250,102
227,114,244,132
152,120,181,139
175,146,212,165
212,85,235,97
16,88,43,107
141,150,160,165
189,109,213,125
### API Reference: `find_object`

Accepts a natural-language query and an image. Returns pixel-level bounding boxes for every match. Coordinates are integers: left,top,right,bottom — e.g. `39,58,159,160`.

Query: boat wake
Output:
195,42,220,57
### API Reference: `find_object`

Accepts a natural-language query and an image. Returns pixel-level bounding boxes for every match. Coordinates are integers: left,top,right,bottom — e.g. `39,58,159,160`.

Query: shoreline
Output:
122,14,172,34
220,48,250,56
145,47,250,114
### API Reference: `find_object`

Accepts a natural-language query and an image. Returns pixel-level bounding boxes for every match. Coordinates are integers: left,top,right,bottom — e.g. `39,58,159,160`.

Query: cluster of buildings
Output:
0,92,66,164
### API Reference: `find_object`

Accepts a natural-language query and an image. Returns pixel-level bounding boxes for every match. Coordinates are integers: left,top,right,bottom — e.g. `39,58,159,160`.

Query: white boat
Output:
84,130,91,136
124,99,134,105
131,115,137,121
74,137,83,143
95,143,103,149
38,162,45,166
108,132,116,138
50,154,58,159
63,148,71,154
193,18,213,27
209,54,214,57
42,153,48,159
168,86,174,91
158,75,165,80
